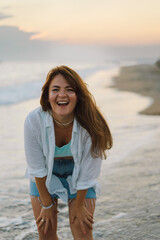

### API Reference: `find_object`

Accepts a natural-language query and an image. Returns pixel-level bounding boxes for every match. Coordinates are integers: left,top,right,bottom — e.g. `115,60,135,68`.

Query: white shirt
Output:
24,107,102,203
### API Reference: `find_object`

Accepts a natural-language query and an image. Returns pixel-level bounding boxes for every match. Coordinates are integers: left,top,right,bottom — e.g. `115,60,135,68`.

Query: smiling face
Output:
48,74,77,122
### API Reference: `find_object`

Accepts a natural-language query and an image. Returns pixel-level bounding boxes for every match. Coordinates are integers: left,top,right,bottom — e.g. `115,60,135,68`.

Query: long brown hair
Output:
40,65,113,159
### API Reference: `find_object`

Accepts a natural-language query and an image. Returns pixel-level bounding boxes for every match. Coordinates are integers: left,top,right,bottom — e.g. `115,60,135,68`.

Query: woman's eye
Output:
67,88,74,92
52,89,59,92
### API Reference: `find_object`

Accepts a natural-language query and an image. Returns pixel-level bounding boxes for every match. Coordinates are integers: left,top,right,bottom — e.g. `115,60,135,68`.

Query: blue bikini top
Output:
54,141,72,158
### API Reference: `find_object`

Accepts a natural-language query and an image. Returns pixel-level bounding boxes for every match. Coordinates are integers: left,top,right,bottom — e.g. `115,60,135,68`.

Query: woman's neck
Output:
53,117,73,127
50,112,74,127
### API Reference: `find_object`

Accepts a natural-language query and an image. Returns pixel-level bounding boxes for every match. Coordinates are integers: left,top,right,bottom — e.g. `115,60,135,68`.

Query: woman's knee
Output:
70,218,93,240
38,226,58,240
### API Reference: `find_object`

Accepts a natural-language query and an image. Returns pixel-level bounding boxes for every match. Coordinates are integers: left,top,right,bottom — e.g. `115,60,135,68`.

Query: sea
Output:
0,58,160,240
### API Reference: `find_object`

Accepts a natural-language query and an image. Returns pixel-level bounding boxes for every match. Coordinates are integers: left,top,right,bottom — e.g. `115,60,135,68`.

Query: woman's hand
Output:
36,205,58,235
71,204,94,235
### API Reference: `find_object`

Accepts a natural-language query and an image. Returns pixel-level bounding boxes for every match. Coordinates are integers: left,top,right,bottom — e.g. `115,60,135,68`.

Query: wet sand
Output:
96,133,160,239
111,61,160,115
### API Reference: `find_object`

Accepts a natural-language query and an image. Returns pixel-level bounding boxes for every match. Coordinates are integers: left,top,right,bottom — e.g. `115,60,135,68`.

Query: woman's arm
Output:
24,112,56,234
35,177,53,206
70,134,101,234
75,189,87,209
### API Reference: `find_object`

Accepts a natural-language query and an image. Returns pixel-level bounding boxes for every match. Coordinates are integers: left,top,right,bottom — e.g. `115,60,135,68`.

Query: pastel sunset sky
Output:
0,0,160,61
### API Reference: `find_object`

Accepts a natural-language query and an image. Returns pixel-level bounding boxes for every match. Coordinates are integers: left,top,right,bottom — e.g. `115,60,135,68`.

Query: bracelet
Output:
42,202,54,209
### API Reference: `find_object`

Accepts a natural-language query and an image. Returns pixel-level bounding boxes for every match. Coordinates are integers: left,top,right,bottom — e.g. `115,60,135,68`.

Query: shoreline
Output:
111,62,160,116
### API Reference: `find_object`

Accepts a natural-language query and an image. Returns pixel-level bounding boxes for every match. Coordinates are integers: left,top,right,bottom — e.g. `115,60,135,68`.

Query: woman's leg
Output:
30,196,59,240
68,198,96,240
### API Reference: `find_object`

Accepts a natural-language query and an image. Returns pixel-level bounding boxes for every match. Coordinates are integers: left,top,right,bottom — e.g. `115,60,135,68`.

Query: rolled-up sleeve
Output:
76,135,102,190
24,116,47,179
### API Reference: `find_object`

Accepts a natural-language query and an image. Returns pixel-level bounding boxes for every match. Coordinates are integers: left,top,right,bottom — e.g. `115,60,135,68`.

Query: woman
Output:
24,65,113,240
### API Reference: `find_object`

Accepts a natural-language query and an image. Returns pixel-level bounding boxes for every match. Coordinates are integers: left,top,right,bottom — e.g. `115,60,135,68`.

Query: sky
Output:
0,0,160,61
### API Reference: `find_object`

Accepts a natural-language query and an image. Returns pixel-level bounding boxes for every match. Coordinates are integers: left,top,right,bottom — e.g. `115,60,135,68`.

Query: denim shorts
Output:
30,158,96,199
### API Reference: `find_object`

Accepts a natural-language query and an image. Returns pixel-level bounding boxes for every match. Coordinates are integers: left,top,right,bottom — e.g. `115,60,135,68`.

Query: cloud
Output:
0,12,12,20
0,25,61,61
0,25,107,62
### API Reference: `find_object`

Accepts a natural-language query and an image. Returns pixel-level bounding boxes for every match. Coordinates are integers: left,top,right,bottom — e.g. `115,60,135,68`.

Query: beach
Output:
111,60,160,115
0,61,160,239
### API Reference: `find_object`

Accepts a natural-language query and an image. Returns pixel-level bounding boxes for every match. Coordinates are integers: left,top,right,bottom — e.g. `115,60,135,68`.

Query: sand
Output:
111,61,160,115
96,132,160,239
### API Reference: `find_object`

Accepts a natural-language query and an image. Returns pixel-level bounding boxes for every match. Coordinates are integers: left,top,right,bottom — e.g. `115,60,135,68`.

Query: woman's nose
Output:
58,89,67,96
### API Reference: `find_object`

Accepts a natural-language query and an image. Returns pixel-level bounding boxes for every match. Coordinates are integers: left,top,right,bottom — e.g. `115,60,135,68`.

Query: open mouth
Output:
56,101,69,106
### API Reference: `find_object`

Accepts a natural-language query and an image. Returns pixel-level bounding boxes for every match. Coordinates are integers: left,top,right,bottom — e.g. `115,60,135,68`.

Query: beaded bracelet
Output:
42,202,54,209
